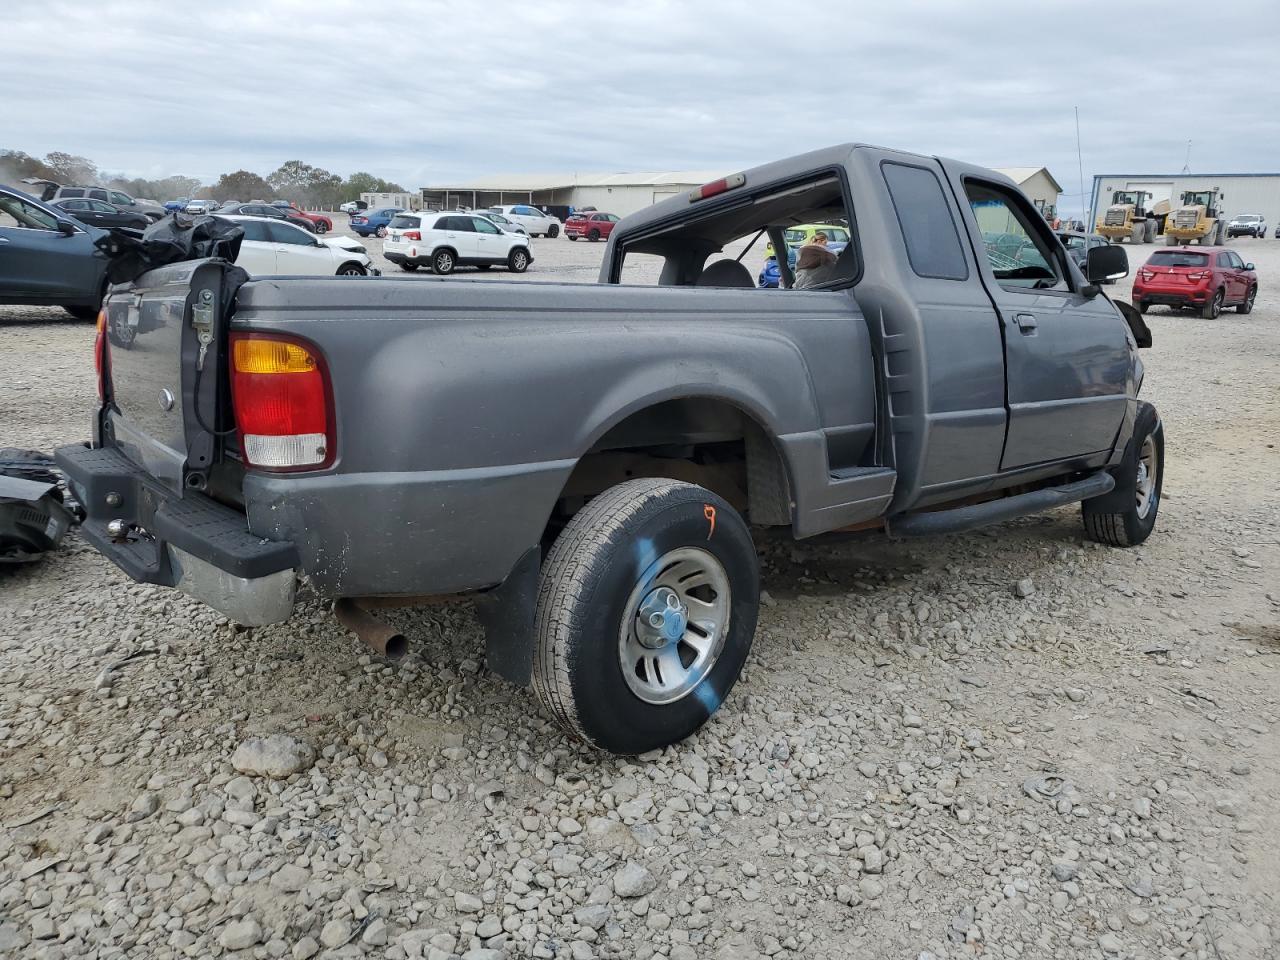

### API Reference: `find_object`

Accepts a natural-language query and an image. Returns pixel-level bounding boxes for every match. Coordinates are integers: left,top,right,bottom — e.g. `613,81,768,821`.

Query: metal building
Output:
418,171,730,218
418,165,1062,221
1090,173,1280,231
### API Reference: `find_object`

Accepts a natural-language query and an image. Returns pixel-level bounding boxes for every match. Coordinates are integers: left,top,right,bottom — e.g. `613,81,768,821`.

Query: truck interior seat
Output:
696,259,755,288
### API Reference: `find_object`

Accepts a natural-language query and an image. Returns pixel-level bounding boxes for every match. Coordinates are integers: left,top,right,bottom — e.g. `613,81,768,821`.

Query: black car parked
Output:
52,197,151,231
214,202,315,233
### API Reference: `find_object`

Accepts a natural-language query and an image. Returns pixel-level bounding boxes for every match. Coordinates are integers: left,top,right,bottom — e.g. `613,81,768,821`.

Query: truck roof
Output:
615,143,1018,236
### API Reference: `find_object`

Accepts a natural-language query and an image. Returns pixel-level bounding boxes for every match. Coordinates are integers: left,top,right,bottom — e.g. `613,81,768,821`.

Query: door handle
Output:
1013,313,1038,334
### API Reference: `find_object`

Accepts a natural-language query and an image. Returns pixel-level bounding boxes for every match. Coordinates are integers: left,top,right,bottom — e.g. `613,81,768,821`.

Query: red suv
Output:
1132,247,1257,318
565,211,620,241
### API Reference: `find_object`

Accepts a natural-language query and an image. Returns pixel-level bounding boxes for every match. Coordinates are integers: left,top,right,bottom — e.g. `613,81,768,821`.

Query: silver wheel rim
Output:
618,546,730,705
438,253,452,271
1135,433,1157,519
514,251,527,269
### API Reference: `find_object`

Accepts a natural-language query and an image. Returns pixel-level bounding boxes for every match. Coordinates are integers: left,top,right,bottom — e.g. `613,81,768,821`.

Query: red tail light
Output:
404,230,421,241
1139,269,1155,281
94,309,109,400
1185,271,1210,282
229,332,334,471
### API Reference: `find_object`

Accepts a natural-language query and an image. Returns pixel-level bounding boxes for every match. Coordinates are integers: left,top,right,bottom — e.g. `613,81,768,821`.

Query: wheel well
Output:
336,261,363,274
551,398,793,533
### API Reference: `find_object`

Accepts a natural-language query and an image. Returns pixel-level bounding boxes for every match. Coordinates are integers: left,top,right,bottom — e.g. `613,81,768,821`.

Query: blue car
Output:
164,197,190,213
0,184,108,320
758,241,847,288
350,207,404,238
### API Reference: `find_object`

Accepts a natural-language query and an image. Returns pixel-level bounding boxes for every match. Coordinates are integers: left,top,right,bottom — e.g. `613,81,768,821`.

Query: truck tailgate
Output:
101,259,239,493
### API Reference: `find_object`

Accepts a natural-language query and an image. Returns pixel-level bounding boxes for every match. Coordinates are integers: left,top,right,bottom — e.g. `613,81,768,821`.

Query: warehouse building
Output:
419,165,1061,221
418,171,729,218
1090,173,1280,230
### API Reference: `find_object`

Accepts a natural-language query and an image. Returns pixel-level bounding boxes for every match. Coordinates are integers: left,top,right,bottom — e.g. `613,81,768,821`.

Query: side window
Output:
452,216,475,232
267,222,314,245
965,181,1063,290
607,214,620,222
61,200,86,211
1216,253,1231,268
882,162,968,281
88,190,108,202
110,192,132,205
472,217,501,234
238,220,271,242
61,188,85,198
0,194,59,230
1228,252,1245,269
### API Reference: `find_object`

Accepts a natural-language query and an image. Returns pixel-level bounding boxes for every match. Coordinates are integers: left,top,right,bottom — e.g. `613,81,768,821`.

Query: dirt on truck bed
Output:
1,238,1278,960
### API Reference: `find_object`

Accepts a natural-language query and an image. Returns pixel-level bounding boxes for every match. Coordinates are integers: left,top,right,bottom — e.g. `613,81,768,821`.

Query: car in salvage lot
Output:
383,211,532,274
565,211,620,241
222,215,375,277
51,197,151,231
1132,246,1257,317
349,207,403,238
0,184,108,320
57,143,1158,757
1226,213,1267,238
488,204,560,237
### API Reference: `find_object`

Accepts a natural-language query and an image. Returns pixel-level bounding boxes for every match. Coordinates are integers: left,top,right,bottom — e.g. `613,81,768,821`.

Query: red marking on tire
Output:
704,504,717,540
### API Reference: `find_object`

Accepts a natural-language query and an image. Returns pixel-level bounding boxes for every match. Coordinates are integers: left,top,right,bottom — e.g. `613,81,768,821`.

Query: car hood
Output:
320,236,365,252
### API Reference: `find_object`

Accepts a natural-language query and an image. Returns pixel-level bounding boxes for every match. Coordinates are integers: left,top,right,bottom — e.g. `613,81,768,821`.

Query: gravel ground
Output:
1,235,1277,960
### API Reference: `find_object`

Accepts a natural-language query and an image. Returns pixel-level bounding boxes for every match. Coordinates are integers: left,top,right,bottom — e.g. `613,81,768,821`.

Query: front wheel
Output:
568,235,578,241
532,479,760,754
1082,402,1162,547
1201,289,1223,319
507,247,530,273
315,222,329,234
336,263,367,276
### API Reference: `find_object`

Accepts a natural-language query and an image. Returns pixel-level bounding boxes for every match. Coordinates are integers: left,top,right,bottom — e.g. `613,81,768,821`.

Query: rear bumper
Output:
54,444,298,625
1133,286,1208,305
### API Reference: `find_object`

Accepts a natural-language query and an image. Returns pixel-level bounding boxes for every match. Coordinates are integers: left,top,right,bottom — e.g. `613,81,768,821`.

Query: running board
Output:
886,472,1115,538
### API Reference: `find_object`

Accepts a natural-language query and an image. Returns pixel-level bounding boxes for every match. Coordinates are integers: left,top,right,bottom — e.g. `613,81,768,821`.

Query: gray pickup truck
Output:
58,143,1159,755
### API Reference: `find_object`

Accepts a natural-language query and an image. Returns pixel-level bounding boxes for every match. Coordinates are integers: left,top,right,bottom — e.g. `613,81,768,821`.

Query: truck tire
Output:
1082,402,1162,547
531,478,760,754
1165,235,1178,247
1201,288,1224,319
1144,219,1157,243
1130,223,1143,244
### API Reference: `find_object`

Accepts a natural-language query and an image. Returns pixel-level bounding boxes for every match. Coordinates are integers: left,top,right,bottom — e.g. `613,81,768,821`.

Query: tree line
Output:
1,149,406,210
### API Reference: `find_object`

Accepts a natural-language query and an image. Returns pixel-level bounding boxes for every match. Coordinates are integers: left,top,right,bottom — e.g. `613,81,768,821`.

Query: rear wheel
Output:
568,235,579,241
432,249,456,275
508,247,530,273
1082,402,1162,547
531,478,759,754
1201,289,1224,319
400,262,419,272
547,224,559,238
1130,223,1144,244
64,304,98,321
588,228,601,242
1144,219,1157,243
375,225,388,239
1237,285,1256,314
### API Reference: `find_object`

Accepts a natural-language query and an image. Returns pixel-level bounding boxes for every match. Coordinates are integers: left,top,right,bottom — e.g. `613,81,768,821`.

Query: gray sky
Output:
7,0,1280,215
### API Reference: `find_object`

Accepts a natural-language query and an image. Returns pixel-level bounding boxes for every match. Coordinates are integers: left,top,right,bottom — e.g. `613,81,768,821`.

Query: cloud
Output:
5,0,1279,214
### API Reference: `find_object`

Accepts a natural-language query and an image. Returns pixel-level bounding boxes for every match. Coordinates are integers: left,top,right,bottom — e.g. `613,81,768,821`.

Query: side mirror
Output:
55,218,77,236
1086,243,1128,284
1245,263,1255,271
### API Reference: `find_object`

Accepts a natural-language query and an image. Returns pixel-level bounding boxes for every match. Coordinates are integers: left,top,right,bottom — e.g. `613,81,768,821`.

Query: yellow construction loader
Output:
1096,190,1159,244
1164,189,1226,246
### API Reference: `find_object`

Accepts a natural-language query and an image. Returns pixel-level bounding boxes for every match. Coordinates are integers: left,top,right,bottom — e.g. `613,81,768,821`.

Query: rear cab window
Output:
882,162,968,281
612,171,858,290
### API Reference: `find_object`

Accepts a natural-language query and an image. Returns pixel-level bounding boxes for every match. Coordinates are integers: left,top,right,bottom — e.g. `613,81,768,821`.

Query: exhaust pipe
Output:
335,599,408,660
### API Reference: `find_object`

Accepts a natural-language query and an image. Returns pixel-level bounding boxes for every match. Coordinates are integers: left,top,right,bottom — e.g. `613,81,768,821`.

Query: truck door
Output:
948,171,1130,470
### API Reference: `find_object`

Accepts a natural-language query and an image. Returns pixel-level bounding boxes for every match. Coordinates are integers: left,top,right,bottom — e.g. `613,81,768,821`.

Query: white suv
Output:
224,216,375,276
384,212,534,274
488,204,560,238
